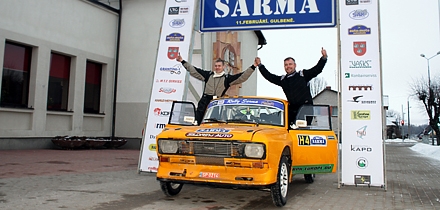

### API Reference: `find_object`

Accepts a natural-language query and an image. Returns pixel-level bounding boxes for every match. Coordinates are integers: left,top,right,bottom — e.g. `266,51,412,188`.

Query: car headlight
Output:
244,143,265,158
159,140,178,154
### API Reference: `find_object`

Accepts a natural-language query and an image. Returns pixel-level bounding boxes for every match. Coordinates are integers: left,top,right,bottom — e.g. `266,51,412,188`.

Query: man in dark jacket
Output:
258,48,328,126
176,54,259,125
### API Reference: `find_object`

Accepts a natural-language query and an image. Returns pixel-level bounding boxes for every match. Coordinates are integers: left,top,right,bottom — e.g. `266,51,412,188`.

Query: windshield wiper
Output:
203,118,226,123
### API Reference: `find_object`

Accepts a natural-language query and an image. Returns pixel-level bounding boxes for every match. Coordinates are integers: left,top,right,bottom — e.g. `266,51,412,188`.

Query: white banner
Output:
339,0,384,186
139,0,197,172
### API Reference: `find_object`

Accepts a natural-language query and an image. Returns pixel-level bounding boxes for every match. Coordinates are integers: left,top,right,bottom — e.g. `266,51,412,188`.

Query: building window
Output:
84,61,102,114
331,106,338,117
1,42,32,108
47,53,71,111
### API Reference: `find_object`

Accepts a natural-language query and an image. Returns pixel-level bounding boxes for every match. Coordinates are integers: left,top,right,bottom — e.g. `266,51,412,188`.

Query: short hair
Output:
215,58,225,65
284,57,295,62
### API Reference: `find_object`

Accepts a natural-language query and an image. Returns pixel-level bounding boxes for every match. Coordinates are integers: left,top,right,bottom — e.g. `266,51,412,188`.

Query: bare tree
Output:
386,109,399,118
310,76,328,98
410,76,440,145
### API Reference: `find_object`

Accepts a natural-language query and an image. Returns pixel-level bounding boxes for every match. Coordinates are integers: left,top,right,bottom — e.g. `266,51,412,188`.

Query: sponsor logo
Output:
149,144,156,151
147,166,158,171
168,6,179,15
353,41,366,56
196,128,230,133
168,6,189,15
159,64,181,75
148,156,159,161
156,79,183,83
185,132,233,138
349,9,369,20
149,135,156,139
348,85,373,91
351,145,372,152
166,33,185,42
175,0,187,2
345,73,377,78
356,157,368,169
155,99,176,103
154,107,170,117
349,60,372,68
169,19,185,28
349,25,371,35
355,175,371,185
298,135,327,146
346,0,371,5
345,0,358,5
351,110,371,120
292,164,334,174
357,125,367,139
155,123,166,129
167,47,179,60
159,87,177,94
347,95,377,105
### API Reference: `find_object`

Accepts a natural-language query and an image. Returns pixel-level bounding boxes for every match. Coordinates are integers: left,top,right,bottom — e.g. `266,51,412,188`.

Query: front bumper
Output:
156,157,278,187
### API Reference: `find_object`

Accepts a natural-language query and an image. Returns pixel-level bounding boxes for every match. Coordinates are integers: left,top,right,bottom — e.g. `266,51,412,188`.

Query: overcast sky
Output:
256,0,440,126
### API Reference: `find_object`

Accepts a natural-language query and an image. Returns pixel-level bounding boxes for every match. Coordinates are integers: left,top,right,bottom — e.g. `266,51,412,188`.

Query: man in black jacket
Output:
258,48,328,126
258,48,327,184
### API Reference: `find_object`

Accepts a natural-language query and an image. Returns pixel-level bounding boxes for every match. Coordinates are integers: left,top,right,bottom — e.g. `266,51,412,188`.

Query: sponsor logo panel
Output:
356,125,367,139
292,164,334,174
298,135,327,146
167,47,179,59
354,175,371,185
348,85,373,91
345,73,377,78
349,60,371,68
185,132,233,138
353,41,366,56
148,144,156,151
348,25,371,35
347,95,377,104
154,107,170,117
155,123,166,129
159,64,182,75
169,19,185,28
346,0,372,5
166,33,185,42
168,6,189,15
156,79,183,83
351,110,371,120
349,9,369,20
159,87,177,94
356,157,368,169
350,145,372,152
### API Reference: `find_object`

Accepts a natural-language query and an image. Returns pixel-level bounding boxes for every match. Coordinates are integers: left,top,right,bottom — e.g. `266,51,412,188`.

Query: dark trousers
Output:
196,95,213,125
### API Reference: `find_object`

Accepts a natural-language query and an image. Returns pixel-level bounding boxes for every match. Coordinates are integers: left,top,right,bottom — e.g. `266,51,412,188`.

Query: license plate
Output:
199,172,219,179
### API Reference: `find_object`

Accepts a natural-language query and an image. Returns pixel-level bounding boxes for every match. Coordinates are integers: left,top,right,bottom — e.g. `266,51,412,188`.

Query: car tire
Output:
304,174,315,183
271,155,289,207
160,181,183,196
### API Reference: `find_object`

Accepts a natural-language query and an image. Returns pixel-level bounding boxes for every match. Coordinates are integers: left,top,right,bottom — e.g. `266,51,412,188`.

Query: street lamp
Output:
407,96,411,138
420,51,440,87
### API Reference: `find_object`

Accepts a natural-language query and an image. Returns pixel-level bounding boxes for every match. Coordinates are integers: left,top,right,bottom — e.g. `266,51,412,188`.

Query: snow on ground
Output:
385,138,440,161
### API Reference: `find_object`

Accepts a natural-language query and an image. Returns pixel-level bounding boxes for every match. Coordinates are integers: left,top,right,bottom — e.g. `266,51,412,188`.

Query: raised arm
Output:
177,53,211,81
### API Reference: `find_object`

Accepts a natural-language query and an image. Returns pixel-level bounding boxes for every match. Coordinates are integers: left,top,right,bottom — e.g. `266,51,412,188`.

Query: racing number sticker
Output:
298,135,310,145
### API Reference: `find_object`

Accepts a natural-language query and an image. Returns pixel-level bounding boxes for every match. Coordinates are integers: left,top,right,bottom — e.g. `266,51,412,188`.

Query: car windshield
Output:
202,98,285,126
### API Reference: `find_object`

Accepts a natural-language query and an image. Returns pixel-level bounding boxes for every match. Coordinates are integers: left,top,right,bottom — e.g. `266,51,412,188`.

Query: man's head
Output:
284,57,296,75
214,58,225,73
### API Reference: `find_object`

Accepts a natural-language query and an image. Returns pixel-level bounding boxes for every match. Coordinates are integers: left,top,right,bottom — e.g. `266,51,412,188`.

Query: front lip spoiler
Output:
157,178,273,190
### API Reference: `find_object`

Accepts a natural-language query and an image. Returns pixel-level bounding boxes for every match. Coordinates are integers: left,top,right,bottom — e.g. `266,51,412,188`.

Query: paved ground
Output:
0,142,440,209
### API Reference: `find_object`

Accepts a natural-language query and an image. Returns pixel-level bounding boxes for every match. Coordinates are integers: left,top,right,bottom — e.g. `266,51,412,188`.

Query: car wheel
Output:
271,155,289,207
160,181,183,196
304,174,314,183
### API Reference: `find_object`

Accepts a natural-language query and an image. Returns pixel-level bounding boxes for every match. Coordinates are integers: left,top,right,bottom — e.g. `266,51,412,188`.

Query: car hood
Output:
158,125,266,141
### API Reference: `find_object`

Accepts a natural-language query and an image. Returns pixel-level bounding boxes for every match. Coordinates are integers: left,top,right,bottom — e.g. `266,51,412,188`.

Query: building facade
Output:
0,0,263,149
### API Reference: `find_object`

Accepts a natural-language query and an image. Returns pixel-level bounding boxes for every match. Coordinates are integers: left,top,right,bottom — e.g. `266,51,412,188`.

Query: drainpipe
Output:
111,0,122,139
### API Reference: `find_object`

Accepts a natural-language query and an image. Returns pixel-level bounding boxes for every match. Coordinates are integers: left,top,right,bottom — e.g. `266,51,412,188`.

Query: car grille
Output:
179,141,242,157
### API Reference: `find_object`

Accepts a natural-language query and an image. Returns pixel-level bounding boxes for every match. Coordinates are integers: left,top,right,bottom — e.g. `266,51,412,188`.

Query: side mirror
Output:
295,120,308,127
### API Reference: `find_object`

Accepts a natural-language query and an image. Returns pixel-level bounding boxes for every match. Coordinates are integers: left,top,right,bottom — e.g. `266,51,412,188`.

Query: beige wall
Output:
0,0,118,138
